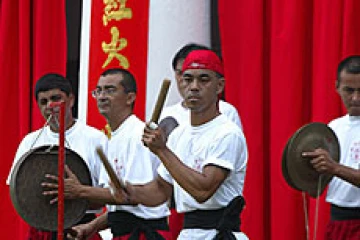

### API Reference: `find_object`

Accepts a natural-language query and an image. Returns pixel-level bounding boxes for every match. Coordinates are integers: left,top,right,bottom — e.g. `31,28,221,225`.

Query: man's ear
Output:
216,77,225,95
69,93,75,108
126,92,136,106
335,79,340,89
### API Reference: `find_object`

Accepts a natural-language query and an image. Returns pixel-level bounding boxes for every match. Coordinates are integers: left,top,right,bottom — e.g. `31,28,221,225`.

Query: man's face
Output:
37,89,74,129
180,68,224,113
174,59,186,99
337,70,360,116
94,73,131,120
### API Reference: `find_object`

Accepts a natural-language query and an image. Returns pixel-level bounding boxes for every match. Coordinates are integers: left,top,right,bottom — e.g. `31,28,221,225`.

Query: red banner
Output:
87,0,150,129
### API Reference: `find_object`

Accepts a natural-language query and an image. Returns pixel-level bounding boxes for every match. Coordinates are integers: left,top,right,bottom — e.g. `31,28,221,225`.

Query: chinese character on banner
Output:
102,26,129,69
102,0,132,69
103,0,133,26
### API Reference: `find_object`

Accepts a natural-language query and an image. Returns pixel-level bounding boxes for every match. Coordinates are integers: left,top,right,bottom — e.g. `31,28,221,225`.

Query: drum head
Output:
9,145,92,231
285,122,340,198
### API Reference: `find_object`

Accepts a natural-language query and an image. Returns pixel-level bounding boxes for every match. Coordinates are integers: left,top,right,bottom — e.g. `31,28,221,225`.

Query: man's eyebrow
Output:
182,72,193,76
199,73,211,77
96,85,117,89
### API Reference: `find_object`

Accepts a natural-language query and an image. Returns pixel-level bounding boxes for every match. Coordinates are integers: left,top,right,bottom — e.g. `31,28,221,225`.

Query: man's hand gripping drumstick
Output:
143,79,172,155
97,79,171,204
95,146,129,201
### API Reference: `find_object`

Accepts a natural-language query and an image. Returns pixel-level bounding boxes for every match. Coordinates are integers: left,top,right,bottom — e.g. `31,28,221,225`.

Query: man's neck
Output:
190,105,220,126
108,112,132,132
49,118,76,133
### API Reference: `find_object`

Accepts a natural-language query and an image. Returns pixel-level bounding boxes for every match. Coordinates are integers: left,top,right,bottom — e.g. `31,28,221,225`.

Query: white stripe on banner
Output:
145,0,211,120
79,2,112,237
78,0,92,123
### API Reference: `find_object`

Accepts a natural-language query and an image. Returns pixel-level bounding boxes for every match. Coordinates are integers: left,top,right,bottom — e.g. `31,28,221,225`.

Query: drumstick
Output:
95,146,126,192
150,79,171,124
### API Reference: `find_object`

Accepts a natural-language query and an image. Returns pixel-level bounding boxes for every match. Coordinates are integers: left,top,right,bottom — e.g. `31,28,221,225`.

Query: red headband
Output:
182,49,224,76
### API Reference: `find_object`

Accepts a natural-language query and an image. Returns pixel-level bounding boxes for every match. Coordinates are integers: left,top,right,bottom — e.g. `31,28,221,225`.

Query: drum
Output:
9,145,92,231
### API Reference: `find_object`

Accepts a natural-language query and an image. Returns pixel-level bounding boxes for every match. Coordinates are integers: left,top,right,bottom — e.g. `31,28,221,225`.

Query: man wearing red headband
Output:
159,43,244,239
109,49,249,239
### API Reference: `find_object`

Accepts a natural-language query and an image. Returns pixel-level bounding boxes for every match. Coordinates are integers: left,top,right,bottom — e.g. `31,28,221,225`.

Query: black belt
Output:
184,196,245,240
331,204,360,221
108,210,168,240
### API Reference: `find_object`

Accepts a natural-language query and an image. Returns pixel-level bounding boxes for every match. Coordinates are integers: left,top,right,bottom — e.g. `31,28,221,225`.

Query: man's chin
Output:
98,109,109,117
349,109,360,116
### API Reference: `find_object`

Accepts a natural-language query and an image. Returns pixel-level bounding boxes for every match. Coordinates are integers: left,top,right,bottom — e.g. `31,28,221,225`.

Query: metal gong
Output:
283,122,340,198
282,137,302,191
158,116,179,138
9,145,92,231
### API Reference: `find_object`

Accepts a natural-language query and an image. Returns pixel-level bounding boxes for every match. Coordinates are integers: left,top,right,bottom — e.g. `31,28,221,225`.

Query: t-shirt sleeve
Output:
6,136,32,185
203,132,247,172
157,163,173,184
223,105,243,130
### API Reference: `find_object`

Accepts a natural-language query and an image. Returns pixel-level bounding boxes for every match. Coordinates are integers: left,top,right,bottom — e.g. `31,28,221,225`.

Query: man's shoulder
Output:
218,100,242,129
211,116,245,142
21,128,43,142
76,122,107,139
328,115,347,128
160,102,186,121
219,100,237,113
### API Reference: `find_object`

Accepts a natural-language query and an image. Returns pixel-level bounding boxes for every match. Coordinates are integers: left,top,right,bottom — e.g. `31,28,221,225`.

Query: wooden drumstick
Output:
150,79,171,126
95,146,126,192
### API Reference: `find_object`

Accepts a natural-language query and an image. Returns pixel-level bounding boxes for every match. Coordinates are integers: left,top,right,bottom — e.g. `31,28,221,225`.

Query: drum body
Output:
9,145,92,231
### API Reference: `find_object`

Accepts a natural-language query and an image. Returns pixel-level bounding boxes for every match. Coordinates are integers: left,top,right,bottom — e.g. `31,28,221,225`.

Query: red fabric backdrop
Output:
86,0,149,129
0,0,67,239
218,0,360,239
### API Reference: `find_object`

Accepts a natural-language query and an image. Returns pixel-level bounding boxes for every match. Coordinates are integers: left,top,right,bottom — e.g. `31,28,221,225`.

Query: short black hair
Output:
101,68,137,94
172,43,210,70
34,73,73,100
337,55,360,84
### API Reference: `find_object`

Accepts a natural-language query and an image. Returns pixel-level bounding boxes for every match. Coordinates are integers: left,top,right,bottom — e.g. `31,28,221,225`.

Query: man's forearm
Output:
77,185,123,205
89,212,109,232
333,164,360,187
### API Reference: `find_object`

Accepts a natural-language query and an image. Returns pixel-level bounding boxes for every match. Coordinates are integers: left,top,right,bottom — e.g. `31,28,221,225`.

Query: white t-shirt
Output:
158,114,248,213
160,100,243,129
7,120,107,187
99,115,170,219
326,115,360,207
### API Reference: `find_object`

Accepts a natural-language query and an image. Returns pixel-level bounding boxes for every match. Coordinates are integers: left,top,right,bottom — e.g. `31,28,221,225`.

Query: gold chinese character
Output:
103,0,132,26
102,26,129,69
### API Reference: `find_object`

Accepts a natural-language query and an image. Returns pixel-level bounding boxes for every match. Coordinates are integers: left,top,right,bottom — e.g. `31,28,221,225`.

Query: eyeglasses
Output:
91,88,117,98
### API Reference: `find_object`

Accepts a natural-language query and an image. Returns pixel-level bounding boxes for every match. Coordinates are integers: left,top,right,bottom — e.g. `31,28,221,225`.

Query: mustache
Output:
186,93,201,99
